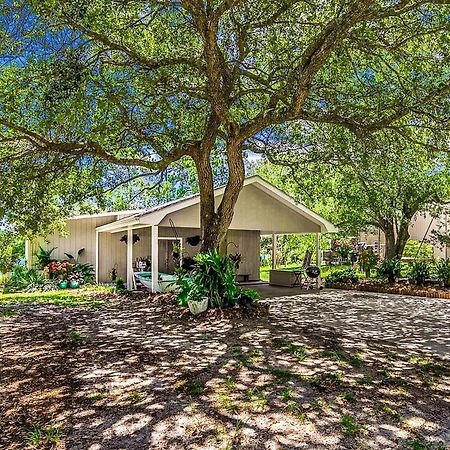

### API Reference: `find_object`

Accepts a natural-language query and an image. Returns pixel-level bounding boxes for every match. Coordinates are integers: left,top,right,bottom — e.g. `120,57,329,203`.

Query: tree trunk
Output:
196,138,245,252
383,222,410,260
395,221,410,259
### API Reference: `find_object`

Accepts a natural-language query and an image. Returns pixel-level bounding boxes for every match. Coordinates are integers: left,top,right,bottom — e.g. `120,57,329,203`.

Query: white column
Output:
316,233,322,266
316,232,322,289
24,239,32,269
271,233,277,270
95,231,99,284
151,225,159,293
127,227,133,289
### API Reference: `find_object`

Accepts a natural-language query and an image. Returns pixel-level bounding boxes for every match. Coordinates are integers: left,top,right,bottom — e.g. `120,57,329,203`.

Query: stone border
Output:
326,282,450,299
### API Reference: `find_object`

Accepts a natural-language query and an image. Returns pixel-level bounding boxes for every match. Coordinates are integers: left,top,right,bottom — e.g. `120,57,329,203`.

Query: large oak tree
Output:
1,0,450,249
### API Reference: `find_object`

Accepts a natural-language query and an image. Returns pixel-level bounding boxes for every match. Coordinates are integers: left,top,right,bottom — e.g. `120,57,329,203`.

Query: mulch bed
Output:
151,292,270,321
327,280,450,299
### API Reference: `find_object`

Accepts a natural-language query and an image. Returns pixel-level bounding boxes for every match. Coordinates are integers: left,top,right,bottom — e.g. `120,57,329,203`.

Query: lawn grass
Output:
260,264,364,281
0,288,109,308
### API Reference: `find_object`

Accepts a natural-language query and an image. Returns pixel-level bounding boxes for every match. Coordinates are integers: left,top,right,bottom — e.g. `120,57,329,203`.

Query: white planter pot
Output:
188,297,209,315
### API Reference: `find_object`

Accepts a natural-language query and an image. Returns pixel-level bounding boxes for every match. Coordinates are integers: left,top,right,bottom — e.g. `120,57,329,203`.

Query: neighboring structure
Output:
358,212,449,259
27,176,337,291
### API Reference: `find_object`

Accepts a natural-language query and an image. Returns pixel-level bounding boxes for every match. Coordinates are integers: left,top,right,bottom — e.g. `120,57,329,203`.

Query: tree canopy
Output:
1,1,450,247
258,125,450,258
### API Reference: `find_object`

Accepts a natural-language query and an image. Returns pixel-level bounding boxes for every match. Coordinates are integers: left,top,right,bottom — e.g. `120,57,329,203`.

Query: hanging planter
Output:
120,234,140,245
188,297,209,315
172,241,181,260
186,235,201,247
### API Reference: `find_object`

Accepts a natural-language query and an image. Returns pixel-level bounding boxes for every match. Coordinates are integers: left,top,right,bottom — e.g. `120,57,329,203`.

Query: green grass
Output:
222,378,236,390
218,393,238,414
175,380,204,397
406,439,447,450
27,420,62,446
0,290,106,308
68,330,83,342
320,350,362,368
341,391,356,404
260,264,366,281
0,307,19,318
340,414,362,436
86,392,108,401
129,390,144,403
280,387,293,401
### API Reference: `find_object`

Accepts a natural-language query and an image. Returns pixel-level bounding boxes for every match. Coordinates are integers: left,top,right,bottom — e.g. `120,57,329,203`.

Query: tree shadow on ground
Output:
0,292,449,449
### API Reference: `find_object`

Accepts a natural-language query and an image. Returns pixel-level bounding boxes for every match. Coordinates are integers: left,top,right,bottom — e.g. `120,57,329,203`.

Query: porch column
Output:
151,225,159,293
95,231,99,284
316,233,322,266
126,227,133,289
271,233,277,270
24,239,32,269
316,232,322,289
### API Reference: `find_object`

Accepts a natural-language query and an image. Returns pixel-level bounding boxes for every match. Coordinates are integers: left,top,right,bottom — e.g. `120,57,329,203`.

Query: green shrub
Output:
3,266,59,293
0,234,24,273
35,246,57,269
377,258,401,283
114,277,126,292
436,259,450,287
74,263,95,284
325,267,358,285
408,261,430,285
403,240,433,259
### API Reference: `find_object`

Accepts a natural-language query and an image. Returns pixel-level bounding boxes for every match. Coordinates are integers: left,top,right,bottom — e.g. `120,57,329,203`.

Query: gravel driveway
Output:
267,289,450,358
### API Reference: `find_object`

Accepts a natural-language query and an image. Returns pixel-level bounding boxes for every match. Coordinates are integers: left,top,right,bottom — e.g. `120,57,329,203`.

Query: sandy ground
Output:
1,291,449,449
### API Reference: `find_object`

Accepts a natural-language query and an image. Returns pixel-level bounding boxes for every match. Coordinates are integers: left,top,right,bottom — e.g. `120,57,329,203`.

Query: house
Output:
26,176,337,291
358,212,450,259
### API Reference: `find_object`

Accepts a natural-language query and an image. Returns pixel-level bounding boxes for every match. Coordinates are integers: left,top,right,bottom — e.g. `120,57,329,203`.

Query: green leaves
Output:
2,0,450,244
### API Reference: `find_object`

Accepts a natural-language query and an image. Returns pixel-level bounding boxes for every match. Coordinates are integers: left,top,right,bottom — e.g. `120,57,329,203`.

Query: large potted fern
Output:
176,249,241,314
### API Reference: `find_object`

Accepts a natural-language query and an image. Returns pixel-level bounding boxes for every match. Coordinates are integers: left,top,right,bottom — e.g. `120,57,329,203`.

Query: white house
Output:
27,176,337,291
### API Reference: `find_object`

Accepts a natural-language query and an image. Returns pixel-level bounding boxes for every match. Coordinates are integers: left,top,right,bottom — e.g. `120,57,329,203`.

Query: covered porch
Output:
94,176,337,292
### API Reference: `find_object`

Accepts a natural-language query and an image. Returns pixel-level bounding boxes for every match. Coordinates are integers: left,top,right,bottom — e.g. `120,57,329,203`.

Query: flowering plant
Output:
332,240,355,260
68,270,84,284
47,261,76,280
358,248,378,277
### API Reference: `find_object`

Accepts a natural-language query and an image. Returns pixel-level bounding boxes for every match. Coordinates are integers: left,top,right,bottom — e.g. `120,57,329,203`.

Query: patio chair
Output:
287,250,312,288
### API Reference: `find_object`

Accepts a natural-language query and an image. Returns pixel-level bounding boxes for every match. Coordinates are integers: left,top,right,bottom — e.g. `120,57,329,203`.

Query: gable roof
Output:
95,175,337,234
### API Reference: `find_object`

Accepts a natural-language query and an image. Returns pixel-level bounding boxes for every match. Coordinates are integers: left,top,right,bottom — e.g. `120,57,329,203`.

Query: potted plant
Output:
359,248,378,278
172,241,181,259
68,272,81,288
59,280,68,289
188,295,209,315
177,277,209,315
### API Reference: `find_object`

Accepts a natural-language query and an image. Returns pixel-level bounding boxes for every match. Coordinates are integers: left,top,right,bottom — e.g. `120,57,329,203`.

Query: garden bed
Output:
151,292,270,321
326,280,450,299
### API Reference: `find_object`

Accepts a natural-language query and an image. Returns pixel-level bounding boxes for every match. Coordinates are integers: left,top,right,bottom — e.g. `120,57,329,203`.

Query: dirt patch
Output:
151,292,270,322
1,295,449,449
